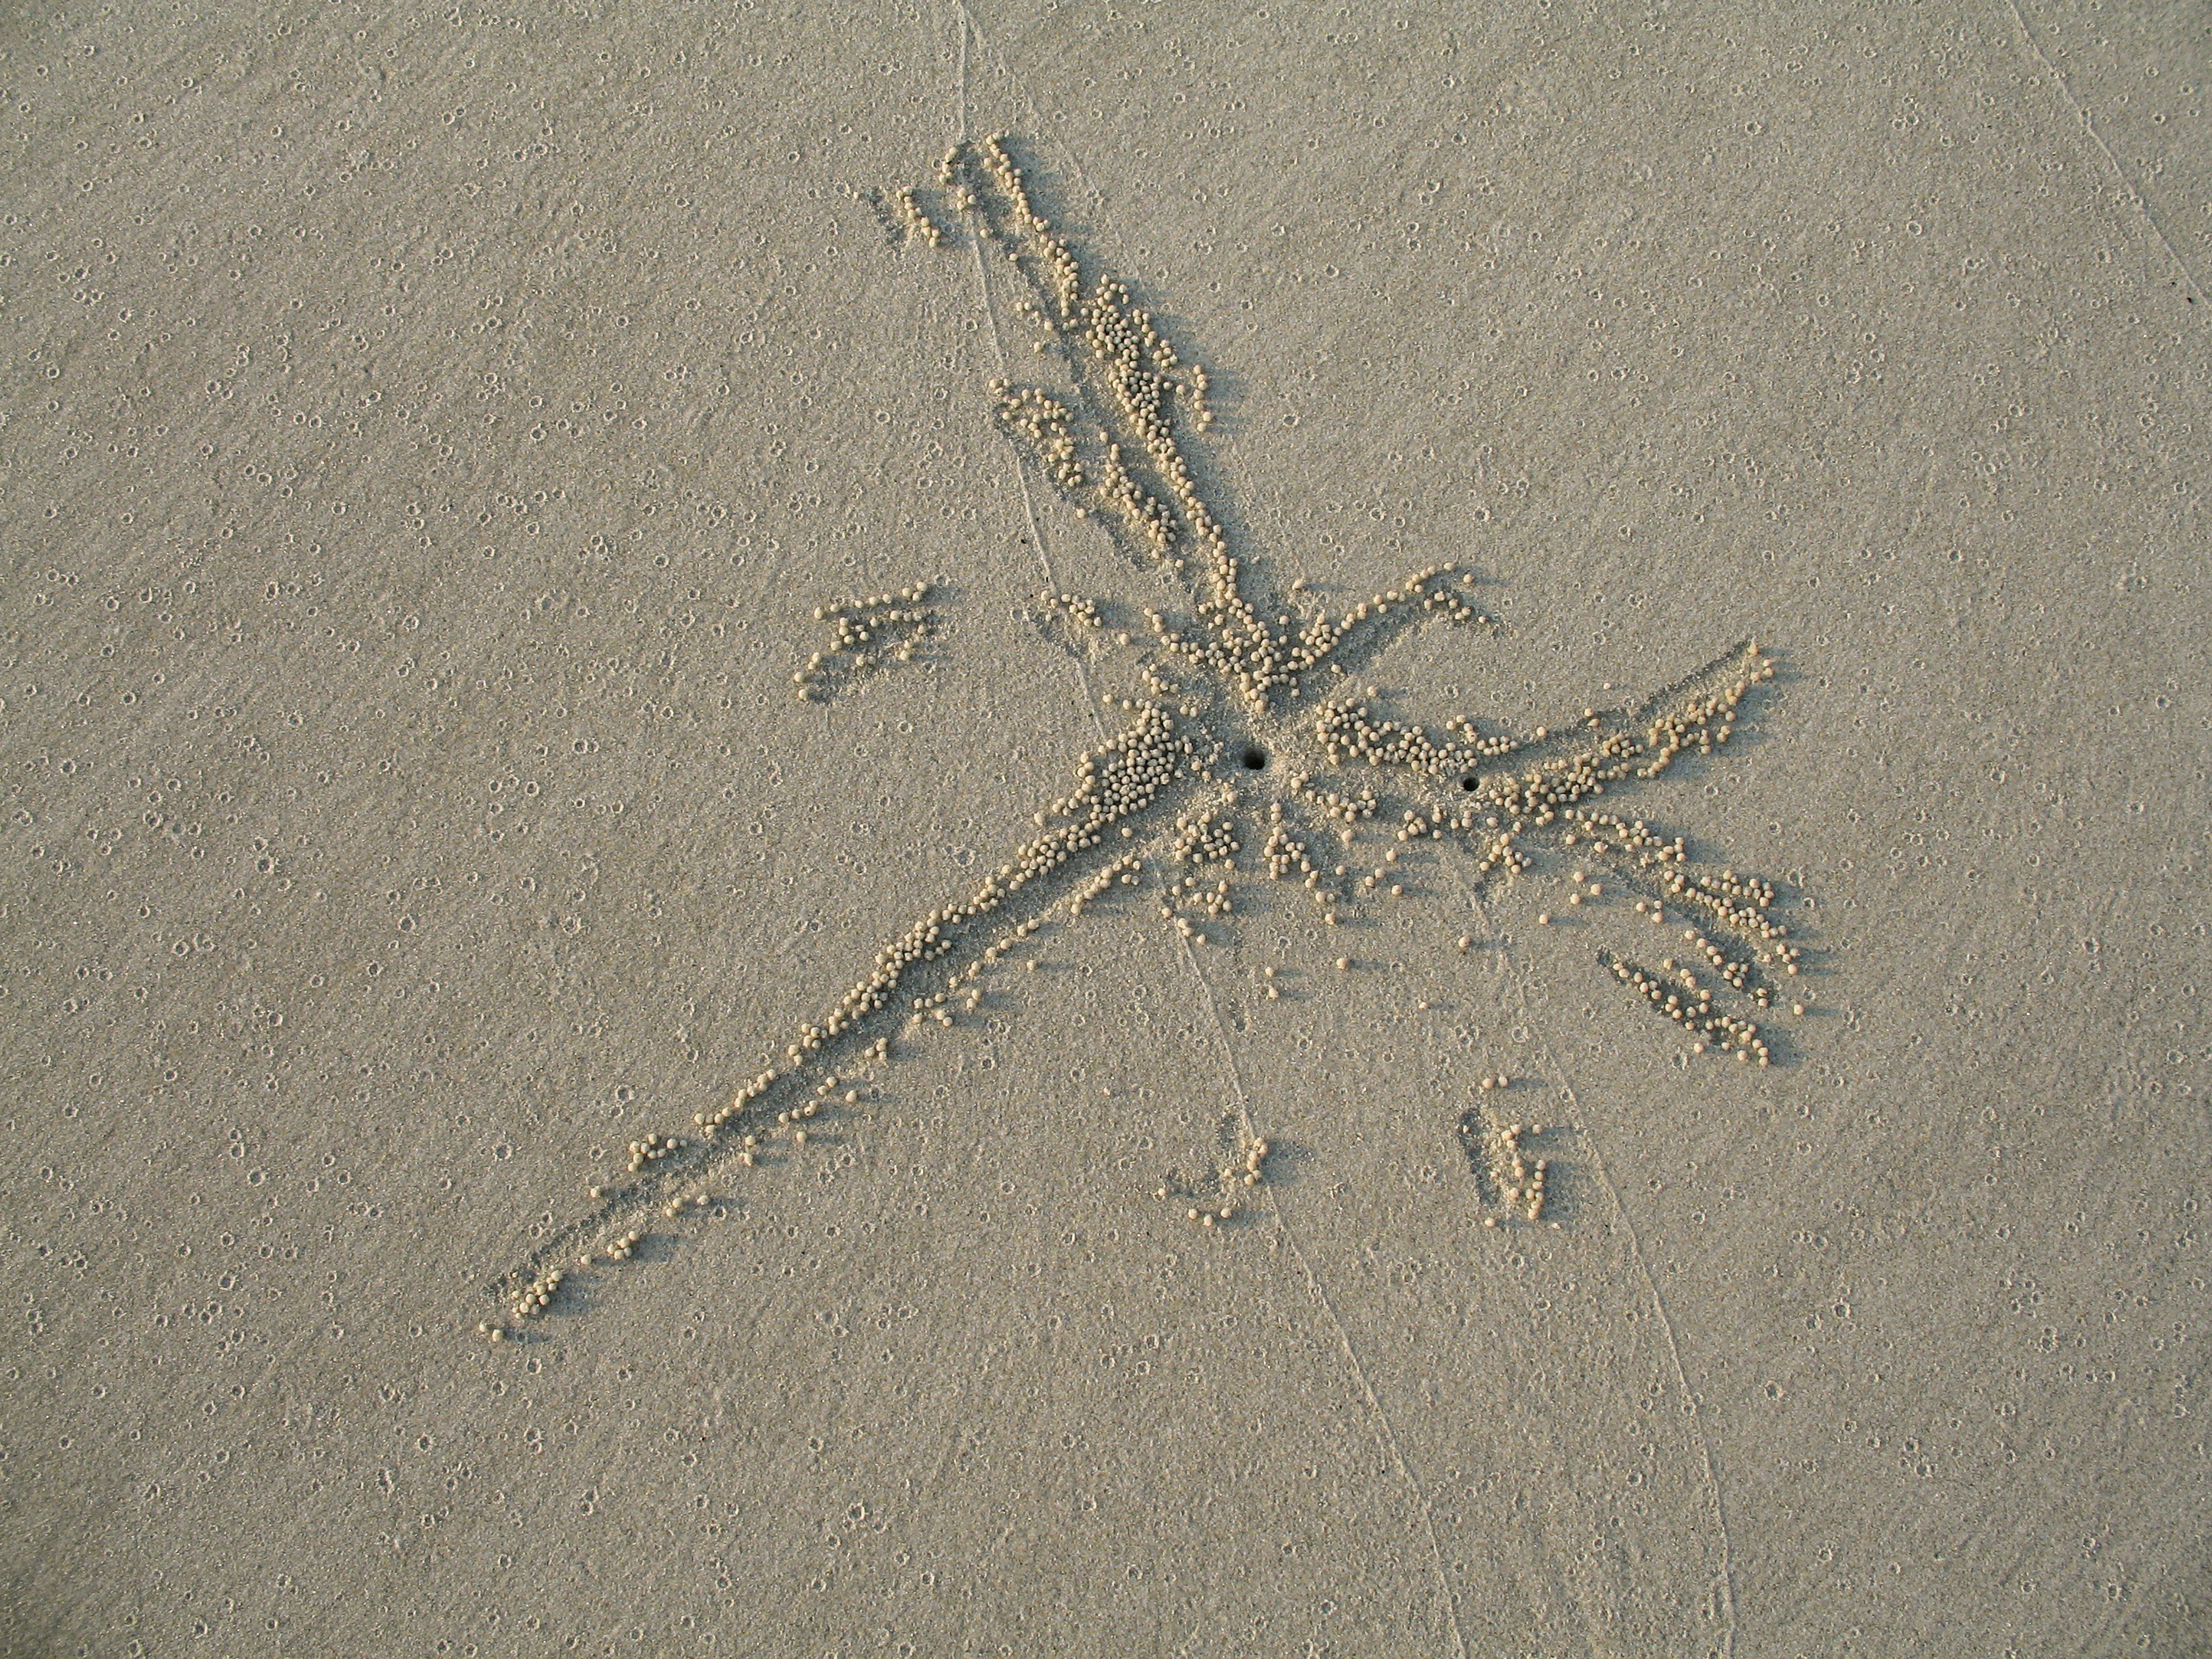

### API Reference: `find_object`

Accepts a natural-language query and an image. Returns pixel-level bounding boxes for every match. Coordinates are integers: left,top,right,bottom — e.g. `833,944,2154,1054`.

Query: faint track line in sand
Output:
1462,884,1739,1659
2002,0,2205,301
950,11,1093,720
958,157,1089,713
945,28,1467,1642
1178,938,1471,1659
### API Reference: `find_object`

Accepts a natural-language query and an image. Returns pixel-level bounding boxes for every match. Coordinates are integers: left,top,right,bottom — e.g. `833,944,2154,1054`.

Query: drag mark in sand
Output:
481,138,1814,1336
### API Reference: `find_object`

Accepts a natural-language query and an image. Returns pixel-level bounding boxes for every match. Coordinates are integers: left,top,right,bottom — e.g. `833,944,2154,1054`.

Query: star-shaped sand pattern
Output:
482,137,1812,1337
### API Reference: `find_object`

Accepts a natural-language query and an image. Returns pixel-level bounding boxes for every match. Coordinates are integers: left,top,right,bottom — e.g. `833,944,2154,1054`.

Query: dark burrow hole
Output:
1241,745,1268,771
1459,774,1479,791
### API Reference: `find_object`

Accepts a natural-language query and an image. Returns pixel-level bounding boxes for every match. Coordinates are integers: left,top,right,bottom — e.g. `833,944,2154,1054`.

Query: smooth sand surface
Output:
2,4,2206,1654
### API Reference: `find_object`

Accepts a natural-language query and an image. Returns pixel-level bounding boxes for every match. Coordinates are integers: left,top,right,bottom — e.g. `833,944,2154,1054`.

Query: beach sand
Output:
2,3,2206,1653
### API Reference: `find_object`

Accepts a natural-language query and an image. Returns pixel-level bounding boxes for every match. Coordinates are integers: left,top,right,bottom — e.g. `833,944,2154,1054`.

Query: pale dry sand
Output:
2,3,2207,1655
